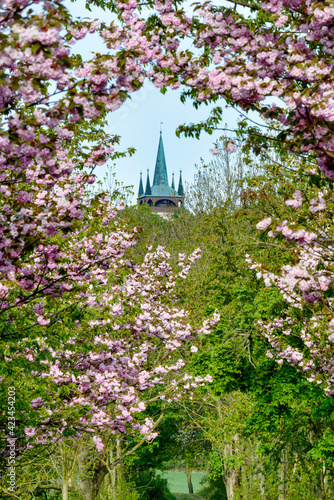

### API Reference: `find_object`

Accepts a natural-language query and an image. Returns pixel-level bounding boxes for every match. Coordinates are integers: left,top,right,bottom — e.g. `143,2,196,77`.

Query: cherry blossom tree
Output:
0,0,146,326
3,0,334,335
246,170,334,396
78,0,334,180
3,240,219,498
16,246,218,447
0,1,222,493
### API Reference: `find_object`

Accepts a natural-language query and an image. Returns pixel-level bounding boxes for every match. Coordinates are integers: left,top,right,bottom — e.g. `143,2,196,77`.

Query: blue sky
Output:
66,0,241,201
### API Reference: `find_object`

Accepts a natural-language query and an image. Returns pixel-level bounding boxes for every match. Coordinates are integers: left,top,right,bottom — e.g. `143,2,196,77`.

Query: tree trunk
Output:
318,464,327,500
225,469,235,500
279,449,287,500
110,444,116,495
61,443,69,500
224,444,235,500
186,466,194,494
77,445,108,500
116,437,123,485
234,467,242,499
62,479,69,500
78,465,107,500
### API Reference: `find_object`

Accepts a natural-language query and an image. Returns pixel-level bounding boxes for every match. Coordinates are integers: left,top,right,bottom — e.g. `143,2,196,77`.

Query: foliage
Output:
197,474,227,500
130,470,176,500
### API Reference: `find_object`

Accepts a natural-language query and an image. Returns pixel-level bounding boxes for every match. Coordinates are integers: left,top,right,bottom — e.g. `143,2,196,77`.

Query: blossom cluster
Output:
11,247,220,450
249,182,334,395
101,0,334,180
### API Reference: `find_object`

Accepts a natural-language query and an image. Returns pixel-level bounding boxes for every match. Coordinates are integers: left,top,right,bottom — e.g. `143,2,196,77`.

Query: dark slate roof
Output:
178,170,184,196
138,132,184,199
138,172,144,197
152,132,169,190
145,169,151,196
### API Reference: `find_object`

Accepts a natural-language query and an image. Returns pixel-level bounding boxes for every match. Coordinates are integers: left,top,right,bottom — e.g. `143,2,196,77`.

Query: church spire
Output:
171,172,175,190
145,169,151,196
178,170,184,196
153,131,169,187
138,171,144,197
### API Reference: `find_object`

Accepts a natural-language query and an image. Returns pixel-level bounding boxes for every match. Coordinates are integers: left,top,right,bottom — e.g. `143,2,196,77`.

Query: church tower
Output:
137,131,184,216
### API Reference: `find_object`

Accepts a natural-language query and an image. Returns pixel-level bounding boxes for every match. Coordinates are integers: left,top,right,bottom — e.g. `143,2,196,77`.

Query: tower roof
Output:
138,131,184,200
153,131,169,188
178,170,184,196
138,172,144,197
145,169,151,196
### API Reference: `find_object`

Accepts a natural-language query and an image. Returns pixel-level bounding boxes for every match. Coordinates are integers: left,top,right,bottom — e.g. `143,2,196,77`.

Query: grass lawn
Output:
157,470,207,494
173,495,205,500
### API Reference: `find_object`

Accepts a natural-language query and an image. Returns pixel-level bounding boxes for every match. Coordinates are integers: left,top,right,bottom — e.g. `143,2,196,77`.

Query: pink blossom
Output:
285,190,302,209
146,432,158,440
256,218,272,230
25,427,36,437
93,436,104,451
226,142,237,153
286,199,302,209
31,397,43,408
309,197,326,213
37,316,50,326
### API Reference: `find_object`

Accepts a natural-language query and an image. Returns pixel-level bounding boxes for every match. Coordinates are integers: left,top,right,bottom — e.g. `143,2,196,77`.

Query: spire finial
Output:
160,122,163,134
